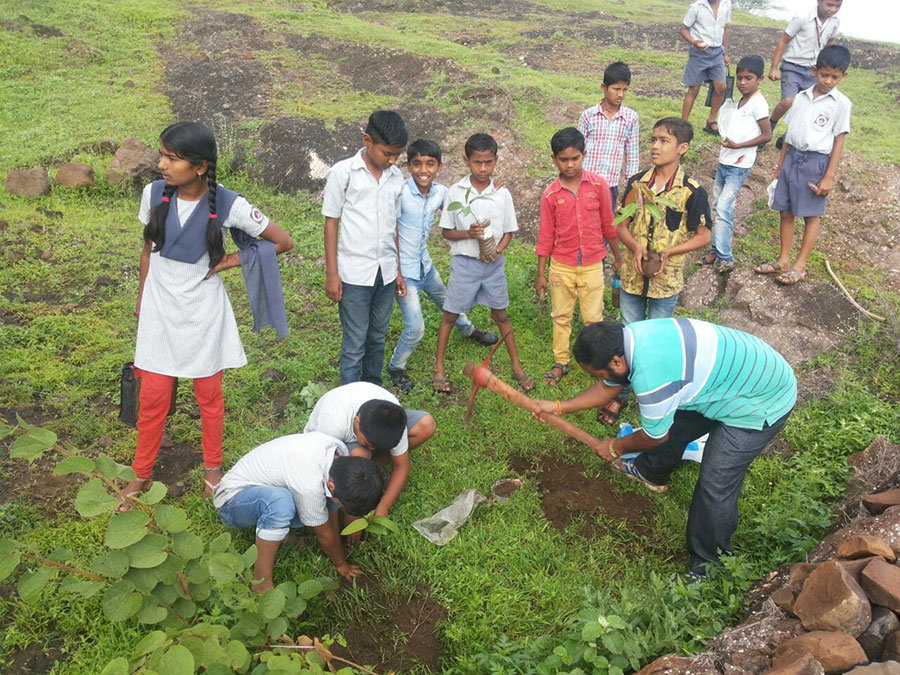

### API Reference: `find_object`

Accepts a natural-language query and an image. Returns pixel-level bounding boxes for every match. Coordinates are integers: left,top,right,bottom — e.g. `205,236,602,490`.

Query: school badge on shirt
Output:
251,207,264,223
814,114,829,128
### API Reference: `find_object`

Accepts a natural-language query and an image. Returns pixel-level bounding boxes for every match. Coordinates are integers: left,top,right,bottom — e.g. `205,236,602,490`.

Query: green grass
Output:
2,0,900,672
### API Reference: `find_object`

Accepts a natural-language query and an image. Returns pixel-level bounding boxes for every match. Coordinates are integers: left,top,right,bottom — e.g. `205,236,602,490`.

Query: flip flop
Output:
514,371,535,392
775,268,805,285
703,121,719,134
432,374,452,394
543,363,569,386
700,253,716,266
597,391,629,425
754,261,784,275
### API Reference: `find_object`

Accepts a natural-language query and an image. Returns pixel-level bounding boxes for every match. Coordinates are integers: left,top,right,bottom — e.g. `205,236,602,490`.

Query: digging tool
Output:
463,333,507,429
463,361,602,450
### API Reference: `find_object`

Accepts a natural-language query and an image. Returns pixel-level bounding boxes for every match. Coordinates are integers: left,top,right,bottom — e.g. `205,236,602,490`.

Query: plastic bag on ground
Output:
412,488,487,546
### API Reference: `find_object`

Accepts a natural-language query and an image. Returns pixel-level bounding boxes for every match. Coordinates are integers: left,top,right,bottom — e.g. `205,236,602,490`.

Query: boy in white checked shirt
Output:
577,61,640,206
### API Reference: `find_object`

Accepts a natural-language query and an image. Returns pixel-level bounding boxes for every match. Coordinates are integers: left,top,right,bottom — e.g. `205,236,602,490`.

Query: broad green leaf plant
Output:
1,419,386,674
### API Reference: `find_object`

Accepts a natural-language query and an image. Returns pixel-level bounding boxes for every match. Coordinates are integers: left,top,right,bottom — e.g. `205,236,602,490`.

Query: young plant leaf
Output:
226,640,250,669
52,455,96,476
125,533,169,568
447,201,463,211
371,515,398,533
91,550,129,578
297,578,324,600
95,454,119,479
10,427,57,461
159,645,195,675
138,480,167,505
0,548,21,581
154,504,189,533
209,532,232,554
172,531,204,560
75,478,120,517
17,567,56,603
136,596,168,624
133,630,169,659
99,657,129,675
59,576,105,598
340,517,368,535
104,510,150,549
259,588,286,620
102,580,143,622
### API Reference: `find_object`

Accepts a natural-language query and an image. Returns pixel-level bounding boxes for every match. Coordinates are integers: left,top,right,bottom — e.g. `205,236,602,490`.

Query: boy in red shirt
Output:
535,127,622,386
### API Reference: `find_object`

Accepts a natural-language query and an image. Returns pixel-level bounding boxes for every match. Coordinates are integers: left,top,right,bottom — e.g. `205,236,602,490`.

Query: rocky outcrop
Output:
5,167,50,197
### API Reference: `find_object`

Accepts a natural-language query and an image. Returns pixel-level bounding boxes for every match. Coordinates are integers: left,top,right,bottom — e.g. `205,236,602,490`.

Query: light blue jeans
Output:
388,265,473,371
618,290,679,325
710,164,751,264
217,486,339,542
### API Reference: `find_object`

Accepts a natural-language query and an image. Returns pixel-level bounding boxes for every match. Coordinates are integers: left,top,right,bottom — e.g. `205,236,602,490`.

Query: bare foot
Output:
117,479,152,512
204,467,223,499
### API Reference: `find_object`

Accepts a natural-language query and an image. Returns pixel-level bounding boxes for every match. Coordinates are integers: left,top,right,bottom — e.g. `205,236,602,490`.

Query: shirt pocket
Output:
665,206,684,232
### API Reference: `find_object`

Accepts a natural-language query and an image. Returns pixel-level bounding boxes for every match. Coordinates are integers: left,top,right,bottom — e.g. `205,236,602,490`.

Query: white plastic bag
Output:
412,489,487,546
767,179,778,209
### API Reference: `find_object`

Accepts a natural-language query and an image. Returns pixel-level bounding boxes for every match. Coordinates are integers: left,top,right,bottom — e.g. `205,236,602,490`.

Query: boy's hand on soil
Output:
345,531,364,547
336,562,361,580
325,273,343,302
591,437,616,462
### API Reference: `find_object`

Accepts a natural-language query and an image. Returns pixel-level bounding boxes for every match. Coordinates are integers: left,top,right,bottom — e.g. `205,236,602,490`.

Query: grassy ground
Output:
2,1,899,673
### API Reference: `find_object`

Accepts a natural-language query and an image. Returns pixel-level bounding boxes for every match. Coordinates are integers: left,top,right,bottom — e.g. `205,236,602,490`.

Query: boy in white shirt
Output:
214,432,384,590
702,55,772,274
680,0,732,132
757,45,851,285
322,110,408,386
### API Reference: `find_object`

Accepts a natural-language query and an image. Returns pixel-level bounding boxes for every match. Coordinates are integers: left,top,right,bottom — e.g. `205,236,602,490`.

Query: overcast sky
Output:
756,0,899,45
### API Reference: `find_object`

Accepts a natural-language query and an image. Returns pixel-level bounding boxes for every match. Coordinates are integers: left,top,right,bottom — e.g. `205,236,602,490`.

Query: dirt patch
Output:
159,10,271,125
334,0,535,19
0,14,65,38
2,640,64,675
153,441,202,498
331,584,446,672
509,451,654,539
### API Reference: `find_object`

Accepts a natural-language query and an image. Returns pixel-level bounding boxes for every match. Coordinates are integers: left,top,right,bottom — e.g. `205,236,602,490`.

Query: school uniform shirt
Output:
536,171,617,266
398,178,446,282
618,167,710,299
439,176,518,259
683,0,731,48
135,185,269,379
615,318,796,439
783,10,840,67
303,382,408,457
577,104,640,191
321,149,403,286
785,86,852,154
717,91,770,168
213,431,349,527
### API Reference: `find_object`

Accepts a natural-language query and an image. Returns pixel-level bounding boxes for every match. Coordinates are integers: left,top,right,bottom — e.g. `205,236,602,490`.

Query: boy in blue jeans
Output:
387,139,498,393
322,110,408,386
757,45,851,285
214,431,384,591
702,55,772,274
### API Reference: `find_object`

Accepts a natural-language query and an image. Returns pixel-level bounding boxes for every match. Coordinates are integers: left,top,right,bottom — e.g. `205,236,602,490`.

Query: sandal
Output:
543,363,569,386
716,260,734,274
513,371,535,392
775,268,805,285
597,391,628,426
703,121,719,135
700,253,716,266
754,261,784,275
117,479,152,512
204,467,222,500
432,374,452,394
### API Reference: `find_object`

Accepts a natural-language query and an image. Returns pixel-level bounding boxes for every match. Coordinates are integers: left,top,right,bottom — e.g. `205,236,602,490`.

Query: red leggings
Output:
133,370,223,480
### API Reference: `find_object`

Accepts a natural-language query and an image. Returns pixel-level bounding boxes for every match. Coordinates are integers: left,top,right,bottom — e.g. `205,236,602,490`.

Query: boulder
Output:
858,606,900,661
790,563,820,592
772,586,797,615
54,162,94,189
774,632,867,674
5,167,50,197
848,438,900,498
794,561,872,636
763,651,824,675
106,137,160,188
709,614,802,674
840,557,882,583
865,490,900,516
845,662,900,675
810,506,900,563
885,631,900,661
635,654,717,674
838,535,897,562
679,266,724,312
861,559,900,613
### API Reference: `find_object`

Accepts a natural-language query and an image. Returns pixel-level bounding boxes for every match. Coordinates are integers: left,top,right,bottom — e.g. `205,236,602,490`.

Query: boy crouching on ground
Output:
535,127,622,387
433,133,533,394
214,431,384,590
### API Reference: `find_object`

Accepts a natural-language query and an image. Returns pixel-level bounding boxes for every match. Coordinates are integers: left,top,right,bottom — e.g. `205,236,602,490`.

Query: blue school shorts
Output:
781,61,817,100
443,254,509,314
683,45,726,87
772,146,829,218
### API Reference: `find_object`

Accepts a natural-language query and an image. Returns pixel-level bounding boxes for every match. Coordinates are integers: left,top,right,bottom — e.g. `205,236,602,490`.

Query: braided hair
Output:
143,122,225,268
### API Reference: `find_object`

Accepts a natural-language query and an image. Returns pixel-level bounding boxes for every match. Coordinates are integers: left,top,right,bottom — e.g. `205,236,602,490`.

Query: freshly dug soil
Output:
492,478,523,498
509,452,654,539
643,251,663,278
331,584,446,672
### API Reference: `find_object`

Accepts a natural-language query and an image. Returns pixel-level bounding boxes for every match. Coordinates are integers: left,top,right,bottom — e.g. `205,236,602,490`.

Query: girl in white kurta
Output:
121,122,293,508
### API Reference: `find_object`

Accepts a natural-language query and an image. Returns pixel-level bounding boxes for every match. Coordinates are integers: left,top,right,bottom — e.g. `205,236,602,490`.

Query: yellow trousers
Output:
548,259,605,365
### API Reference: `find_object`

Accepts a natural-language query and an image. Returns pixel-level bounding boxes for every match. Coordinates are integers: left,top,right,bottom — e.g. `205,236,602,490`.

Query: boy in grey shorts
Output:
768,0,842,143
680,0,731,133
432,133,533,394
756,45,851,286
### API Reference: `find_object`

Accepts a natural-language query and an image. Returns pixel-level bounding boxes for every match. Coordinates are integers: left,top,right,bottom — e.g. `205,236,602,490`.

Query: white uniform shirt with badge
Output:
439,175,518,259
717,90,769,168
683,0,732,47
783,11,840,67
303,382,408,457
321,149,403,286
135,185,269,379
212,431,348,528
785,86,851,154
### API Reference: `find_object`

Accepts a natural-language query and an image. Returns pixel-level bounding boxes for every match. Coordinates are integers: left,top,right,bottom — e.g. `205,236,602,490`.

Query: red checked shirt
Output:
536,171,616,266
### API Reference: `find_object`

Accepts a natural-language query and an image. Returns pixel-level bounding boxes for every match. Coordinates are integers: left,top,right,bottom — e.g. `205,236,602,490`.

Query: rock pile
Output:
638,481,900,675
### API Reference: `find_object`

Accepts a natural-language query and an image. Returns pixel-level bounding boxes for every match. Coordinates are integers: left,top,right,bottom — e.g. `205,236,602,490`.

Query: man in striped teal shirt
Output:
533,318,796,576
